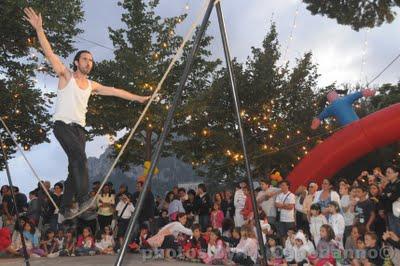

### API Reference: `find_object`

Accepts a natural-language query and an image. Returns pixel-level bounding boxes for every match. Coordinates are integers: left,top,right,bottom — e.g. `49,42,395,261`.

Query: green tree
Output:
303,0,400,30
173,24,326,186
0,1,84,167
87,0,220,170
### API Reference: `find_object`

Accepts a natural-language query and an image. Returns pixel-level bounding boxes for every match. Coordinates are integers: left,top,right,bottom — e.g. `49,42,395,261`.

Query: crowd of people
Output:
0,164,400,265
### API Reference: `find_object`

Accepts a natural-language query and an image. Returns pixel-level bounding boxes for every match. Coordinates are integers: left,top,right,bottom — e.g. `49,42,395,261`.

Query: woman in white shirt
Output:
97,184,115,233
147,213,192,259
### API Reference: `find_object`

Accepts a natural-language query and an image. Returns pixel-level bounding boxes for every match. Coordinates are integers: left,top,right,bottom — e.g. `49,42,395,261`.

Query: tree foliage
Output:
87,0,220,170
303,0,400,30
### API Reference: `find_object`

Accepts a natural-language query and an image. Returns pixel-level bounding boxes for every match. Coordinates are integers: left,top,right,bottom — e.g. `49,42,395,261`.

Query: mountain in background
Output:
87,147,202,196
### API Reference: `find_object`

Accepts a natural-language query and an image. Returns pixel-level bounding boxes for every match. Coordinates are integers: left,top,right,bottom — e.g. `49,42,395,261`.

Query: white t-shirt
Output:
259,187,280,217
275,192,295,222
116,201,135,219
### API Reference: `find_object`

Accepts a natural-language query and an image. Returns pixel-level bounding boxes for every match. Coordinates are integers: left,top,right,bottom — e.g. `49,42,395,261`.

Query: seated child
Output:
95,226,115,255
199,229,228,265
75,227,97,256
183,224,207,262
128,225,151,252
41,229,59,257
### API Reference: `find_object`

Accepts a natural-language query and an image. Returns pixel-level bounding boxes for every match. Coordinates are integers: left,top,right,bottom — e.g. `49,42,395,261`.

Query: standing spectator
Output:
354,185,376,231
224,190,235,219
313,178,341,216
258,179,280,225
49,182,63,231
327,201,345,244
381,165,400,235
115,193,135,248
309,203,327,246
210,203,224,232
302,181,318,216
339,179,354,240
97,184,115,232
27,190,41,226
183,189,196,227
295,185,309,235
234,181,247,228
132,181,155,234
196,183,211,232
275,180,295,239
168,194,185,221
115,183,131,205
369,183,386,238
241,186,254,222
178,188,188,202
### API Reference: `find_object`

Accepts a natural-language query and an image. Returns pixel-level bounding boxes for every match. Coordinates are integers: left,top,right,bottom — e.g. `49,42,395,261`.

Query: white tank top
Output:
53,76,92,127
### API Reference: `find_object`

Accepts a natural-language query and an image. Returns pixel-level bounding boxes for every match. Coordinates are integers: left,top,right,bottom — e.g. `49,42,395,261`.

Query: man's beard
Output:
78,65,91,75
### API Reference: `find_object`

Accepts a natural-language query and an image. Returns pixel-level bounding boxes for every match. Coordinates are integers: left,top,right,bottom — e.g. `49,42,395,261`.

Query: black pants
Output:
232,252,254,265
53,120,89,209
98,214,113,232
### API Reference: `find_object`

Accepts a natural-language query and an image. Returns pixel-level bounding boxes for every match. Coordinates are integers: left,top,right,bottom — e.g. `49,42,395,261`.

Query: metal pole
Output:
0,137,30,266
215,2,267,264
113,1,216,265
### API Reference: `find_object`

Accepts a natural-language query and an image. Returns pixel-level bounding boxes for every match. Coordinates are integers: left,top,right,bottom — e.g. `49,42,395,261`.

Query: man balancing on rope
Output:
24,7,150,219
311,88,376,129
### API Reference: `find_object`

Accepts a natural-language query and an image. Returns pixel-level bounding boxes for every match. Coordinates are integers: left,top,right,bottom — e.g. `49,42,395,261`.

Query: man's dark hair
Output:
198,183,206,193
260,179,271,186
278,180,290,187
54,182,63,190
73,50,92,71
178,188,186,193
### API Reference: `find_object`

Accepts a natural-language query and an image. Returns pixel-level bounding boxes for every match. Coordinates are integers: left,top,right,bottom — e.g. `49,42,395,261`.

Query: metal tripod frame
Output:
0,137,30,266
115,1,266,265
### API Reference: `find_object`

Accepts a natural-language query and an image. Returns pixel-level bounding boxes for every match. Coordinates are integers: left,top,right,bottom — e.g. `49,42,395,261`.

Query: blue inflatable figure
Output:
311,89,375,129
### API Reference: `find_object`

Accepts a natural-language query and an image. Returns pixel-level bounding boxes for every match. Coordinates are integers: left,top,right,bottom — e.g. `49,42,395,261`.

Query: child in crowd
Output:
202,226,213,243
41,229,59,257
199,229,228,264
157,210,169,229
283,228,296,256
59,229,75,256
183,224,207,262
266,235,286,266
308,224,341,265
287,231,315,265
210,203,224,232
128,225,151,252
95,226,115,255
75,227,97,256
353,232,382,266
230,224,258,265
223,227,241,248
55,230,65,251
309,203,327,246
22,220,45,257
327,201,345,244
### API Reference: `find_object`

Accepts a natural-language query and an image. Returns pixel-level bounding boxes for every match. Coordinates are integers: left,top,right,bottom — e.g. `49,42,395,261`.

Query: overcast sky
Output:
2,0,400,194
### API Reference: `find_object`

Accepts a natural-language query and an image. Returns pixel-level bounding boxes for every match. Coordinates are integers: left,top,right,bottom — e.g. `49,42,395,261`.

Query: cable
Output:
0,117,59,211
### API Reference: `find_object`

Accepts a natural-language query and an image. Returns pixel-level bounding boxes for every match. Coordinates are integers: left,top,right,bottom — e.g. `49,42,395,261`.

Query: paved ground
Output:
0,253,204,266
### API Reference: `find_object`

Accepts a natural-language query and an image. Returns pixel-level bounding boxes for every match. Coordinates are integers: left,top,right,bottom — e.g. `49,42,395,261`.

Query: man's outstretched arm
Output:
24,7,69,78
92,82,150,103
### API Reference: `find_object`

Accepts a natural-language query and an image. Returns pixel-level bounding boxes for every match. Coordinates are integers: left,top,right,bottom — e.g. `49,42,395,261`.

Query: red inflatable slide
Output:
288,103,400,189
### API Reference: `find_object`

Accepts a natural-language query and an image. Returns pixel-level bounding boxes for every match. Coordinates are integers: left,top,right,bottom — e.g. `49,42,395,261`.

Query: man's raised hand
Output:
23,7,43,31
